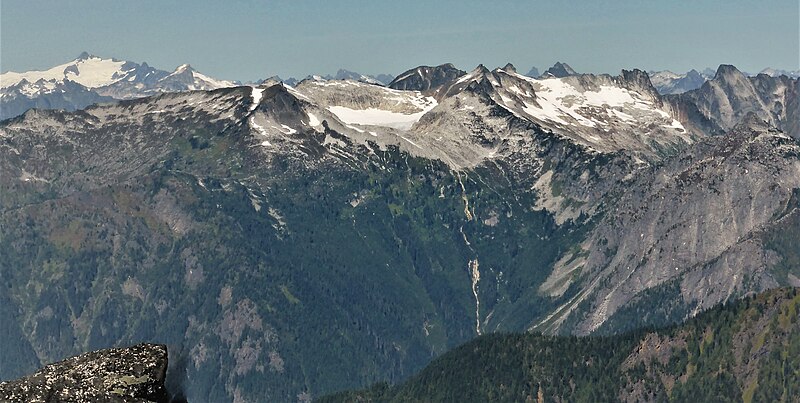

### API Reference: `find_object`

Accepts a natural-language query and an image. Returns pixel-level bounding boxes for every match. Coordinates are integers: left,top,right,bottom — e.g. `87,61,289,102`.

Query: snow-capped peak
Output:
1,53,132,89
1,54,240,119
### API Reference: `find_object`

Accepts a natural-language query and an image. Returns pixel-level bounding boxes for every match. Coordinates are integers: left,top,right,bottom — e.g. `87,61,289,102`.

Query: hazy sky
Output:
2,0,798,81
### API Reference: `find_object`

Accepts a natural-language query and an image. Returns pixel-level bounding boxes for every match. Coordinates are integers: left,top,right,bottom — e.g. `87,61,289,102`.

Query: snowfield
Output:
327,101,437,131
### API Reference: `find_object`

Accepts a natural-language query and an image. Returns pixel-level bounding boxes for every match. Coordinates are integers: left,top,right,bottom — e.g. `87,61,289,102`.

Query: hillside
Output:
320,287,800,402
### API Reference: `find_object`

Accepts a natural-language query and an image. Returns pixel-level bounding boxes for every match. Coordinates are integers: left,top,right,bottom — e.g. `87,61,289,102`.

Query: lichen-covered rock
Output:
0,343,169,403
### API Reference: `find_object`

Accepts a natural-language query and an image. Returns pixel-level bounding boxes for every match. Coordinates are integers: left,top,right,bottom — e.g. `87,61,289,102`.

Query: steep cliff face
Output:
536,116,800,335
0,343,169,403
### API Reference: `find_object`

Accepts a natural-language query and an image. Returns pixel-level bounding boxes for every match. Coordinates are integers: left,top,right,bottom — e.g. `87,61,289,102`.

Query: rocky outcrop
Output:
0,343,169,403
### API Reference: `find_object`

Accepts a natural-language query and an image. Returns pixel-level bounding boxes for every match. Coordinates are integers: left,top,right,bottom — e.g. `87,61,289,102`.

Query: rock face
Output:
388,63,466,92
666,65,800,139
0,343,169,403
536,116,800,335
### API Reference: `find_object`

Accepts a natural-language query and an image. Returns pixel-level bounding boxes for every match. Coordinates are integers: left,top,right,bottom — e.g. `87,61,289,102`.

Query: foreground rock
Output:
0,343,169,403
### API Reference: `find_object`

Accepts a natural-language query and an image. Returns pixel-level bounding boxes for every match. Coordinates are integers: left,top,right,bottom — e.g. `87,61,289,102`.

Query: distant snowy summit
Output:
0,52,241,119
1,52,237,97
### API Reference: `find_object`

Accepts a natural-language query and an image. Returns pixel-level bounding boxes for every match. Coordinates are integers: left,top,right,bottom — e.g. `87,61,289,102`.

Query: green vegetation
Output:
762,188,800,285
319,288,800,402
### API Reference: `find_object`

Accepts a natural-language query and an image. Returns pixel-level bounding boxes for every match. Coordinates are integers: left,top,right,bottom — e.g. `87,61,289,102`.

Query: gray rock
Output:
666,64,800,139
541,62,577,78
0,343,169,403
388,63,466,92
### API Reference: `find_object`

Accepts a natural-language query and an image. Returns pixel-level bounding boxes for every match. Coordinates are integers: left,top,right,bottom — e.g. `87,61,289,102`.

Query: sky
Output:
2,0,798,82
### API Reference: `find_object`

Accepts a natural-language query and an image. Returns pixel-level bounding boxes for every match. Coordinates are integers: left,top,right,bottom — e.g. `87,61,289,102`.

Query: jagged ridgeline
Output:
0,61,798,402
320,288,800,403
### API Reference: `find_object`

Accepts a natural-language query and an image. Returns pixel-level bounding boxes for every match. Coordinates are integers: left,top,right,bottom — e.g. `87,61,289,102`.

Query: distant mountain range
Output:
262,69,395,88
4,53,797,121
0,53,393,120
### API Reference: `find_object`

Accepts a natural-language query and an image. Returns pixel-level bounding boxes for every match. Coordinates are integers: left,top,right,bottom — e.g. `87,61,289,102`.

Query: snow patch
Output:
662,119,686,132
250,87,264,112
280,124,297,134
327,97,437,131
306,112,321,127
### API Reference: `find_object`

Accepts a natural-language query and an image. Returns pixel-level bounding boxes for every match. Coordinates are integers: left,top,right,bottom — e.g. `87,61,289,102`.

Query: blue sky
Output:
2,0,798,81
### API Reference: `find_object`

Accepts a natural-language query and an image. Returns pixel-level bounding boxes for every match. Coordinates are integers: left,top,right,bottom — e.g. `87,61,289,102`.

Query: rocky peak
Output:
543,62,577,78
388,63,467,92
472,64,491,76
713,64,744,81
618,69,662,102
676,63,790,133
333,69,354,78
526,66,540,78
502,63,517,73
0,343,170,403
685,69,703,81
76,51,93,61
